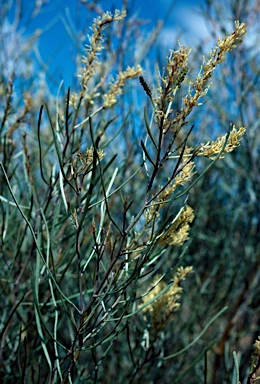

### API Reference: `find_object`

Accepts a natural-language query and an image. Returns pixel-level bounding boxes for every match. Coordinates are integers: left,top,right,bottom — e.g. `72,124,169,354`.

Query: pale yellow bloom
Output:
172,22,247,131
103,65,143,108
153,45,190,132
199,126,246,159
69,92,80,109
142,266,193,332
79,10,127,91
145,154,195,225
173,157,196,189
159,205,194,246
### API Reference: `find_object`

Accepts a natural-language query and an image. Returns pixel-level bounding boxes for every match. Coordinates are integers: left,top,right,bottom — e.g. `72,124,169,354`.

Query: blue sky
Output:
5,0,208,90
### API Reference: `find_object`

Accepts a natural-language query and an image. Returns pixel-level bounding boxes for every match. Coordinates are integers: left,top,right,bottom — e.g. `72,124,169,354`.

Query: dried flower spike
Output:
139,76,152,98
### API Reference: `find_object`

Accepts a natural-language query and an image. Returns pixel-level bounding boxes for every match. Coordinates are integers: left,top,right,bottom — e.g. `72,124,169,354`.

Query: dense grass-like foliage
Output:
0,1,259,383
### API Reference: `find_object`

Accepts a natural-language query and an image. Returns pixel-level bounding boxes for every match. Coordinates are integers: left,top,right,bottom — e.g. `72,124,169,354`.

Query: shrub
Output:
0,1,258,383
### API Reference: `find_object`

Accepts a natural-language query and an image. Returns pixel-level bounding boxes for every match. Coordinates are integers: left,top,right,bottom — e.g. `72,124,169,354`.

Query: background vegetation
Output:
0,0,259,383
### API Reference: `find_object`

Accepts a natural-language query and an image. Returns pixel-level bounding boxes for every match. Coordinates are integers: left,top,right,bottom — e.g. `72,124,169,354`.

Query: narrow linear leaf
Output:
144,107,157,148
232,351,240,384
173,340,216,383
37,105,49,186
163,306,227,360
141,140,156,166
45,104,77,192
